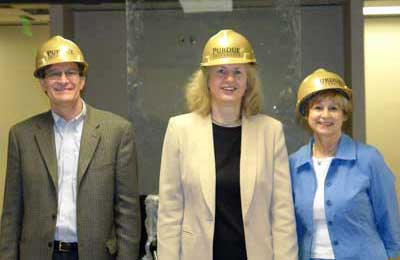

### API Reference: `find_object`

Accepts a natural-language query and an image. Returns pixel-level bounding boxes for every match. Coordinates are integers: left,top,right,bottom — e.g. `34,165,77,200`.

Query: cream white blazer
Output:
157,112,298,260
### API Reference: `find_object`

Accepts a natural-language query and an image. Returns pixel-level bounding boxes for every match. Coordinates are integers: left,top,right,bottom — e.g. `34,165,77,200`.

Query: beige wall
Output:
0,25,49,216
364,17,400,202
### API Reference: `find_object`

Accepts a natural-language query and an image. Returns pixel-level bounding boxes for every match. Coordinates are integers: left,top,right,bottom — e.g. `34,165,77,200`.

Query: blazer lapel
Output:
240,115,258,219
78,106,101,187
196,114,216,218
34,111,58,191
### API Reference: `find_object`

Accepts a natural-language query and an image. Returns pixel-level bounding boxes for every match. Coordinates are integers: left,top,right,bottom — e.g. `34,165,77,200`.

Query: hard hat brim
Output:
201,58,256,67
34,61,88,78
297,87,352,116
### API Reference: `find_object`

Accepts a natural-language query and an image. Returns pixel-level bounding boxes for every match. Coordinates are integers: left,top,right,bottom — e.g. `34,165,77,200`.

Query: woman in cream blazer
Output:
157,29,297,260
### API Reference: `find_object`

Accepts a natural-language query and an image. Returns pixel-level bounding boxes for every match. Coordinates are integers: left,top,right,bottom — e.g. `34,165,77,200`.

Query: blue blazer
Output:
290,134,400,260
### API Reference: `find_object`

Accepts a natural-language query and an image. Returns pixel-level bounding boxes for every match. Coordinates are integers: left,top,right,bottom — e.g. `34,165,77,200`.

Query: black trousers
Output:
52,250,79,260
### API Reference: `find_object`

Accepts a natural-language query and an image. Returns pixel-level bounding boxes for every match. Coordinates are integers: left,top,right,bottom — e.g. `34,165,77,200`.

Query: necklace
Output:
313,156,334,166
316,158,322,166
211,117,242,127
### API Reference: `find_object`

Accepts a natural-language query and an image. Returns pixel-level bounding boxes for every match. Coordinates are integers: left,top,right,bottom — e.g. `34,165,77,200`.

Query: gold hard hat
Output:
201,29,256,67
34,35,88,78
296,68,352,116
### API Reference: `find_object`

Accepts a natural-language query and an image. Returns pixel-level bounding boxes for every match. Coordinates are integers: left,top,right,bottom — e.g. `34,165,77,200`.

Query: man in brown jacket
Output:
0,35,140,260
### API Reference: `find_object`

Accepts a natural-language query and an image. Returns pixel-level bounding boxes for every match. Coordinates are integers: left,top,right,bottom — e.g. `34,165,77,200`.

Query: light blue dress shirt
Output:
289,134,400,260
52,102,86,242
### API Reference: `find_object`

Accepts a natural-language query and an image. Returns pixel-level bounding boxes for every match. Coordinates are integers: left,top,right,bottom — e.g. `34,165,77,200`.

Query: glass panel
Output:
127,0,303,194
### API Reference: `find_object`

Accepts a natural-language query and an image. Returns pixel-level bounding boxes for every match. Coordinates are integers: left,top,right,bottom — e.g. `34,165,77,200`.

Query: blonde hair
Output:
185,64,263,117
298,90,353,134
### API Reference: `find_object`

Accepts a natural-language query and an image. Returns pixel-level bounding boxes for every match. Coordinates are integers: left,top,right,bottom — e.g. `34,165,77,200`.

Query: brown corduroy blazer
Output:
0,105,140,260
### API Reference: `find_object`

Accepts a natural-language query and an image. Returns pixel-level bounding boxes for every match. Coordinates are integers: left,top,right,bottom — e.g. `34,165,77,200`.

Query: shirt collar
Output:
52,100,87,128
334,134,356,160
293,133,356,170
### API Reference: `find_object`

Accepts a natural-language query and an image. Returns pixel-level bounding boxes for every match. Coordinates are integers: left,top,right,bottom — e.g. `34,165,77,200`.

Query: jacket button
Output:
328,221,333,226
333,240,339,246
48,241,53,248
52,214,56,220
326,182,332,187
326,200,332,206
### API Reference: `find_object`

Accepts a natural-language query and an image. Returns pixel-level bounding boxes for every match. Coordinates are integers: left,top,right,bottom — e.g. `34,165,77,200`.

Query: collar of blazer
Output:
198,114,258,220
34,105,101,191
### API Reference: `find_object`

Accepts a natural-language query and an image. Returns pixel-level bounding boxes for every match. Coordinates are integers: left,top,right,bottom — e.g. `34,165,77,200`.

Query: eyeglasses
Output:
44,69,80,81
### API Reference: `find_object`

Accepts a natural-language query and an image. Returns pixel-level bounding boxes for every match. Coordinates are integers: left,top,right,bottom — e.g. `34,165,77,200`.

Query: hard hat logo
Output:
34,35,88,78
319,77,345,88
45,48,75,59
46,49,60,58
212,47,241,56
201,29,256,67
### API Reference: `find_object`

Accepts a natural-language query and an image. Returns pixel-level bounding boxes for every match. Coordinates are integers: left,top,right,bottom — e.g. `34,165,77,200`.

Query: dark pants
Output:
52,250,78,260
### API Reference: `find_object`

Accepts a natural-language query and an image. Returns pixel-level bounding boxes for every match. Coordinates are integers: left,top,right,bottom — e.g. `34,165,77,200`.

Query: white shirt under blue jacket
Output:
289,134,400,260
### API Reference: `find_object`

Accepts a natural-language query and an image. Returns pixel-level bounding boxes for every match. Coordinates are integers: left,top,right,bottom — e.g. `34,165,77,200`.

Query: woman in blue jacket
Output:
289,68,400,260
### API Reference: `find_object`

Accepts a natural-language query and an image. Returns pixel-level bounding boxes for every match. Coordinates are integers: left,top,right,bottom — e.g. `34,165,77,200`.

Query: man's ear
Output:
79,77,86,91
39,79,47,94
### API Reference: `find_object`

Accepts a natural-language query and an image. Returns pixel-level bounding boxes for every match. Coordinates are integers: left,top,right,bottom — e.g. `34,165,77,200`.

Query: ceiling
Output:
1,0,396,26
0,2,124,25
364,0,400,7
0,4,49,25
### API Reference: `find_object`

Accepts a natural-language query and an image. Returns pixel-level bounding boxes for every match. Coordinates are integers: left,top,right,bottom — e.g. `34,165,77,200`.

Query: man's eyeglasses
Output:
44,69,80,81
